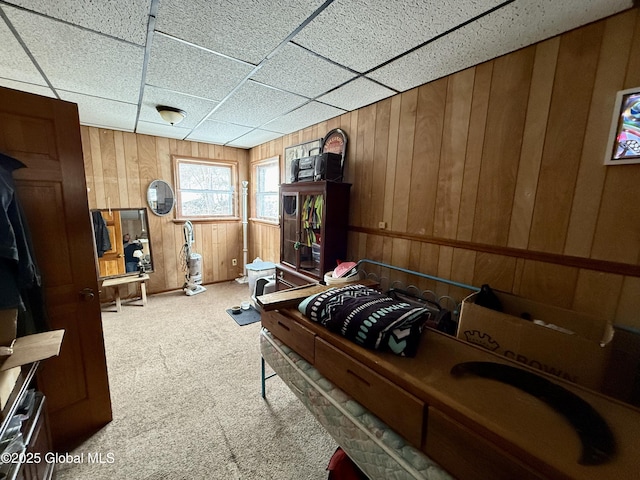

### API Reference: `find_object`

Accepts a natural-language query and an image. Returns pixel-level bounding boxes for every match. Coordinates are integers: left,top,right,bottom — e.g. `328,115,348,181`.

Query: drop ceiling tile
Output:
227,129,283,148
1,0,630,143
139,86,218,129
0,14,47,85
294,0,504,73
58,91,137,131
264,101,345,134
136,120,190,140
186,120,253,145
4,5,144,103
251,43,357,98
366,45,460,93
208,80,308,128
0,78,55,98
316,77,394,111
369,0,634,92
155,0,327,64
3,0,151,44
146,34,254,102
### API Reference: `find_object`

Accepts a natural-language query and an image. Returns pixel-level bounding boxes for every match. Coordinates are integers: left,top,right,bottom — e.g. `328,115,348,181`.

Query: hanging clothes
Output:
92,210,111,257
0,153,48,334
0,153,39,310
301,195,323,246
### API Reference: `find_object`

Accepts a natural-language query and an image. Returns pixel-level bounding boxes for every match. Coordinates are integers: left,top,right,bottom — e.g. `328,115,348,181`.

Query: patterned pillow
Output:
298,284,431,357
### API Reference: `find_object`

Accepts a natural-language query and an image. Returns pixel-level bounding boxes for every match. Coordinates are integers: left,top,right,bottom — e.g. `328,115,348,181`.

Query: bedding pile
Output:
298,284,431,357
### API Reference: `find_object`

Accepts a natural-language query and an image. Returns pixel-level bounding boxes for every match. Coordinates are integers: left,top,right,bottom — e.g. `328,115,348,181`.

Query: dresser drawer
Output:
315,338,425,447
261,310,316,364
425,408,545,480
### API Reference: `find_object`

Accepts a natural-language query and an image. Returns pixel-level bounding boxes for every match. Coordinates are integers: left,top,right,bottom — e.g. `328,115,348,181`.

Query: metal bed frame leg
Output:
261,356,276,399
261,356,267,398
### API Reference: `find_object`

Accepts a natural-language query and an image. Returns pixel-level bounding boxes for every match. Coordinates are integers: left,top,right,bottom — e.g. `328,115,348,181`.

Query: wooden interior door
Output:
0,87,112,450
98,210,125,277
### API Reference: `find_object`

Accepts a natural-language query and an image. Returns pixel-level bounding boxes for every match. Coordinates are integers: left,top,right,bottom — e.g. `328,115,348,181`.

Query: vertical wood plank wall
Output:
247,137,283,265
249,10,640,328
79,11,640,327
82,129,249,294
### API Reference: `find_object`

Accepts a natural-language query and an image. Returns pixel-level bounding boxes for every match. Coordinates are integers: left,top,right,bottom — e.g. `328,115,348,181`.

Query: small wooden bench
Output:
101,274,149,312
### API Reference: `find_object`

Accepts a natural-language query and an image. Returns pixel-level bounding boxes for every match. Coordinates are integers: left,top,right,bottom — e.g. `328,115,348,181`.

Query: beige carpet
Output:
55,281,336,480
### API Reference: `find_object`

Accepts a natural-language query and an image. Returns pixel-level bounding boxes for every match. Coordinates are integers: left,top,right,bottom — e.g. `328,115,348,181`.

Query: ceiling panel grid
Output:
0,0,633,148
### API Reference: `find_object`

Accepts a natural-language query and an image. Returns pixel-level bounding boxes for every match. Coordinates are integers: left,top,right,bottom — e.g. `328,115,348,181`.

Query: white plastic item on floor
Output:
246,258,276,296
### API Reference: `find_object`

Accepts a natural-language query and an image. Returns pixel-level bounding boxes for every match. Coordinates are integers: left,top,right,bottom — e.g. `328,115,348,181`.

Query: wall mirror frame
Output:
148,179,175,216
91,207,153,279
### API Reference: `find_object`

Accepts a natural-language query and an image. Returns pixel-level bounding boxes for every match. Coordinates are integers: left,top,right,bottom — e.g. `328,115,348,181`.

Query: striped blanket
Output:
299,284,431,357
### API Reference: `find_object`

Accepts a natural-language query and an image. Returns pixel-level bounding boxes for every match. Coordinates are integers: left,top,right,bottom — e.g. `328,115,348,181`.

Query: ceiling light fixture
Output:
156,105,186,126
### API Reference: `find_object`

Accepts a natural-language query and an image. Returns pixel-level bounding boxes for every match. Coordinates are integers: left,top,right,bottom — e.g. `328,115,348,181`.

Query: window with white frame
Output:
173,156,238,219
253,156,279,222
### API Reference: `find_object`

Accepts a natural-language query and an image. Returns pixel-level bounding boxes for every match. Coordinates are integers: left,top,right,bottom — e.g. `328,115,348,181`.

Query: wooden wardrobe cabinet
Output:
277,181,351,290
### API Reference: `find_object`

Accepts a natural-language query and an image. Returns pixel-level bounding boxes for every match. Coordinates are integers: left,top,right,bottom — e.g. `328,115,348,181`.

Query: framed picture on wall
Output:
283,138,321,183
604,87,640,165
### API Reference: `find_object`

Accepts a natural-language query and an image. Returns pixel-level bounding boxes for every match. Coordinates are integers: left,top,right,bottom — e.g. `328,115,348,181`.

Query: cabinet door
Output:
297,192,323,278
281,192,299,268
281,189,324,279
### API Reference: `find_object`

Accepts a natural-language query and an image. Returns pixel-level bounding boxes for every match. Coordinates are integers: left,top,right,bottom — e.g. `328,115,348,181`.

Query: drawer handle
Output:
277,321,290,331
347,369,370,387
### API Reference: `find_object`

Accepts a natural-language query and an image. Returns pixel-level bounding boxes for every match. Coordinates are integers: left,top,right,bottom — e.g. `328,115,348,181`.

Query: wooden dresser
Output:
259,293,640,480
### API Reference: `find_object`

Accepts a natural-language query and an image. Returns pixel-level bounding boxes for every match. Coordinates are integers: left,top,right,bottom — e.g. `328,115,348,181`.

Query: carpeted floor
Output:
55,281,336,480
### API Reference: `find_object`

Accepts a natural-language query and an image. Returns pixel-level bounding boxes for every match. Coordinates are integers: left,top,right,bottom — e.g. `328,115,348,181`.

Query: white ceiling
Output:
0,0,633,149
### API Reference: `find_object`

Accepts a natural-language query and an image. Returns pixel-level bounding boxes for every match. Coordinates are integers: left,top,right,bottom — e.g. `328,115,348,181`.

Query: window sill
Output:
172,217,240,224
250,218,279,227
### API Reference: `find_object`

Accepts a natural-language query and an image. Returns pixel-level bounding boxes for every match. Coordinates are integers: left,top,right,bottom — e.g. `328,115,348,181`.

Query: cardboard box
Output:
457,291,614,389
0,329,64,418
0,330,65,371
0,367,21,410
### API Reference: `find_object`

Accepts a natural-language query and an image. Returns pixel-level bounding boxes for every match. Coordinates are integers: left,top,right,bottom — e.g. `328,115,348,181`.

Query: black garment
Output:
124,242,143,272
0,153,48,334
474,284,503,312
92,211,111,257
0,154,40,310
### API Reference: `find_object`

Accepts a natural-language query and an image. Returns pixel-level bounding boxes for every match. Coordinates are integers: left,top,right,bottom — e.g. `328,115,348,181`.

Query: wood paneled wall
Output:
82,127,249,294
246,139,283,265
249,10,640,328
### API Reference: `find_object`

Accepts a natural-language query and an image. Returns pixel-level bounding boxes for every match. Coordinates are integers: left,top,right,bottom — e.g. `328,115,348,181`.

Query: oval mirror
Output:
147,179,175,216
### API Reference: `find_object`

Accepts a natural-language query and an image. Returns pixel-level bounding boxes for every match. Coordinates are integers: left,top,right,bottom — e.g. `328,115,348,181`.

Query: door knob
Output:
80,288,95,301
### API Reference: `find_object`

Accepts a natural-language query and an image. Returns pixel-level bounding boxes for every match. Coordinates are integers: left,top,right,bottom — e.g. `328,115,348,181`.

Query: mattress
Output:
260,327,452,480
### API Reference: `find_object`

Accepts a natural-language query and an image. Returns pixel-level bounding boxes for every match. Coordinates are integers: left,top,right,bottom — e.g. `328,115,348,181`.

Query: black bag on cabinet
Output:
289,158,300,183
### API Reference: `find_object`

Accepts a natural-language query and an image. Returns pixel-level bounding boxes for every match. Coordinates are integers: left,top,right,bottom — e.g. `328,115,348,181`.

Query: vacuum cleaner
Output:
182,220,206,296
